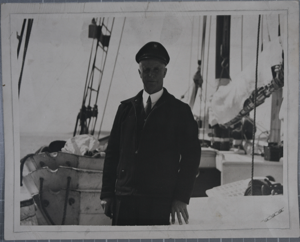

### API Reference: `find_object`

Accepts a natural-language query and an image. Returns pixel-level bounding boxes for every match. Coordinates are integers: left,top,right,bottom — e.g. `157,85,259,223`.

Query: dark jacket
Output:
100,88,201,204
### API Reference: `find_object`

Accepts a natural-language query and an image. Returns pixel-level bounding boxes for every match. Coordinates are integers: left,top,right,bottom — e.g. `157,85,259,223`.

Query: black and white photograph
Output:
1,1,299,240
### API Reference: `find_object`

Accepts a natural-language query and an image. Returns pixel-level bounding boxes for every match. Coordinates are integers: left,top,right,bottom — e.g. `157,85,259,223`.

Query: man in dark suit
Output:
100,41,201,226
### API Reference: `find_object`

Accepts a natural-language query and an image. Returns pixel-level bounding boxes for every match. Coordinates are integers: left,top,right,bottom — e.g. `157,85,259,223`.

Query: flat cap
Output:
135,41,170,66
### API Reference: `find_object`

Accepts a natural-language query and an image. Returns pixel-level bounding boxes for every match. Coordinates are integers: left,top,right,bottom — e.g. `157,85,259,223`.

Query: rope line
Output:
82,20,97,106
95,17,115,104
261,16,264,52
197,16,201,61
98,17,126,138
17,19,27,58
187,16,195,102
241,16,243,71
266,15,271,42
202,16,212,138
200,16,207,72
87,28,102,107
199,16,207,120
18,19,34,97
251,15,261,196
278,15,281,37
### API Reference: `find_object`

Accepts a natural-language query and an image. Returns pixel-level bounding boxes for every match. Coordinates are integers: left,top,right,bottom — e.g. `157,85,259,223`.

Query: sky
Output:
12,12,285,139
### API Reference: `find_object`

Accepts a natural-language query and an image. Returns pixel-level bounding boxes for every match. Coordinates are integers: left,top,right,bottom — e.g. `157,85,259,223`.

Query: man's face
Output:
138,59,167,94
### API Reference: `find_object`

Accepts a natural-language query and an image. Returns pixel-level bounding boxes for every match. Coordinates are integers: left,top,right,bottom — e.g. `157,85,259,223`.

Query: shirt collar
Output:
142,88,164,108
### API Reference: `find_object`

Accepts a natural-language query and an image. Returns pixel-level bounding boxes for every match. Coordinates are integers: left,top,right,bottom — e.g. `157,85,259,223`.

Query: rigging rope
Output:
76,17,115,136
82,18,98,106
18,19,34,97
87,17,103,107
202,16,212,139
95,18,115,105
83,42,96,106
197,16,202,61
261,16,264,52
90,18,115,135
17,19,27,59
98,17,126,139
278,15,281,37
200,16,207,73
187,17,195,102
199,16,207,120
266,15,271,42
241,16,243,71
251,15,261,196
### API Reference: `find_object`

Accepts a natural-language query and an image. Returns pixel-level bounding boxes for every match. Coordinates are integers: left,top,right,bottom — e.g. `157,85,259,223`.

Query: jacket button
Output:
135,150,138,154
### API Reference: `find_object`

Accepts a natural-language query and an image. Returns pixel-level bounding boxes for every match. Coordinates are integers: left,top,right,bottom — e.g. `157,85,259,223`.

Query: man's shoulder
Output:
119,90,143,106
166,91,191,110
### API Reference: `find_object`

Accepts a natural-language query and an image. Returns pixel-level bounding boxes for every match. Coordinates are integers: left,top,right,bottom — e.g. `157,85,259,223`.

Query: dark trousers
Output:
112,196,172,226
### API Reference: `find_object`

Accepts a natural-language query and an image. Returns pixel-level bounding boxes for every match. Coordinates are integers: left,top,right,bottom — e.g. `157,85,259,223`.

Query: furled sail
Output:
209,37,283,127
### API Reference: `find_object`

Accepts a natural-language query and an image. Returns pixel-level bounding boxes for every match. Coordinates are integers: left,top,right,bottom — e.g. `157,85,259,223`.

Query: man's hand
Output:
101,197,114,219
171,200,189,225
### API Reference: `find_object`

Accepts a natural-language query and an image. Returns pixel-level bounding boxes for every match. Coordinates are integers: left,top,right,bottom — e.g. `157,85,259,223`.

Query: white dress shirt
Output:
142,89,164,109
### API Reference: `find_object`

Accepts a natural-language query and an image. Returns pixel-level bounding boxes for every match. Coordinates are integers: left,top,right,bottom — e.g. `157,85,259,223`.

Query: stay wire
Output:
82,18,98,106
95,18,115,105
187,16,195,102
18,19,34,97
199,16,207,120
241,16,243,71
197,16,201,61
261,16,264,52
202,16,212,139
87,17,103,107
251,15,261,196
87,29,101,107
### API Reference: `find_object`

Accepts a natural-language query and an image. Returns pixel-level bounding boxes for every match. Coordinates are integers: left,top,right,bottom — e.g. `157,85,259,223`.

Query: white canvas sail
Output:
209,37,283,126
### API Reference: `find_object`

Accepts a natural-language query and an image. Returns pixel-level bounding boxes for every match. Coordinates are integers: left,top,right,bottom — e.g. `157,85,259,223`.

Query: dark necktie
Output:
145,96,152,116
